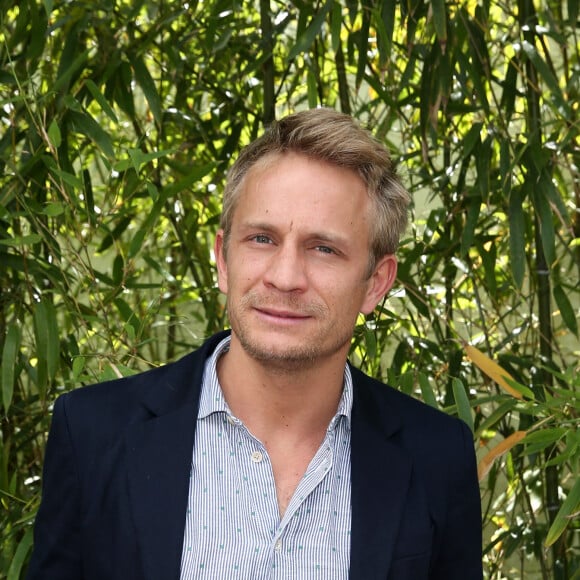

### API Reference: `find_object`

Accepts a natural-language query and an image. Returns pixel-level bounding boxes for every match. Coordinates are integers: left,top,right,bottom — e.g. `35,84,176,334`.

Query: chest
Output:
180,414,352,579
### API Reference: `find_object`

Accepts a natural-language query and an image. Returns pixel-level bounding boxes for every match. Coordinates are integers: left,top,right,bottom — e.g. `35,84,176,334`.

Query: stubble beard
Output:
227,291,354,373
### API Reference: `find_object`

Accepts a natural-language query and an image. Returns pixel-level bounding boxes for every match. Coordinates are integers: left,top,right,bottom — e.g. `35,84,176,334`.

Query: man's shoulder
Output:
350,365,468,436
349,365,475,484
55,331,228,421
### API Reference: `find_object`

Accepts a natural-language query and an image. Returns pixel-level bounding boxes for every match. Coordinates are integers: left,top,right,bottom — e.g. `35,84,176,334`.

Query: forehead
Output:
233,152,372,235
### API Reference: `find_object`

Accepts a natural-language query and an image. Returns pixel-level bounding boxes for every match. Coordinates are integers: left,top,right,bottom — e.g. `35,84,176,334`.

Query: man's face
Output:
215,152,397,371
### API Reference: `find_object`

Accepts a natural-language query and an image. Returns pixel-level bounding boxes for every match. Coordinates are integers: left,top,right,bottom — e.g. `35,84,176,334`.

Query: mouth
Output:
254,307,312,322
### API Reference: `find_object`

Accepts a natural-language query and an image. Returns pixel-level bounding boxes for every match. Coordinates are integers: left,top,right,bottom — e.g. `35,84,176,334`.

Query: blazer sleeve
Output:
431,419,483,580
27,394,83,579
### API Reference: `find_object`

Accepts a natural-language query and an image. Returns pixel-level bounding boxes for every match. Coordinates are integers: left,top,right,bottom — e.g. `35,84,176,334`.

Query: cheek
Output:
218,262,256,295
345,285,371,315
322,284,363,313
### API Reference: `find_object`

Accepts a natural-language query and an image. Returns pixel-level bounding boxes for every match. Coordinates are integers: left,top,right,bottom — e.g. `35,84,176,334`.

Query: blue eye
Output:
253,235,271,244
316,246,335,254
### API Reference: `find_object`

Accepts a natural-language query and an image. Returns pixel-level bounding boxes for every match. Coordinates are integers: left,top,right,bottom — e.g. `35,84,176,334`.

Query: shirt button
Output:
251,451,263,463
274,539,282,552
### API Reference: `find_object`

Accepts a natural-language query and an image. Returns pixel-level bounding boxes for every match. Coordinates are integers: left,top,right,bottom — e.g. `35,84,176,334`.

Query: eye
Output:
315,245,335,255
252,234,272,244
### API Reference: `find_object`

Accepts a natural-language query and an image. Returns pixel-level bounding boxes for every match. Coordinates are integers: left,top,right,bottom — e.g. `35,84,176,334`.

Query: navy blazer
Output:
27,331,482,579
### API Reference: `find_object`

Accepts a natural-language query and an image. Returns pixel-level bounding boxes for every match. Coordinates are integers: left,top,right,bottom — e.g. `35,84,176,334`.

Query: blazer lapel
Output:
125,332,229,580
349,368,413,580
126,406,197,580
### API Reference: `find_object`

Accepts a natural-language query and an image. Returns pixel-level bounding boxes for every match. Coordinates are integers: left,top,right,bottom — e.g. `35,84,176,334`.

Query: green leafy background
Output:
1,0,578,578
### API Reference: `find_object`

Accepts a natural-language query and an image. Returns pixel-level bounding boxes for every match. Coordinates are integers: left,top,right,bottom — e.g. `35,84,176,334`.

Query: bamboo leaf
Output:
114,297,141,330
48,119,61,149
127,147,177,173
363,327,377,361
69,111,115,159
431,0,447,44
465,17,490,113
500,138,511,195
49,166,83,189
464,344,523,399
307,67,318,108
508,187,526,288
53,49,90,94
553,284,578,336
397,372,415,396
164,163,215,197
452,377,473,433
524,428,568,445
0,235,42,247
569,0,579,23
378,0,396,65
83,168,96,225
112,60,136,118
330,1,341,54
7,527,33,580
478,431,527,480
477,137,491,200
1,324,20,413
545,476,580,547
418,373,438,409
479,239,497,296
132,55,163,125
540,168,569,224
532,187,556,265
33,299,59,399
460,195,481,257
476,399,518,437
27,2,48,65
72,356,85,380
462,123,482,158
98,363,139,382
500,56,518,119
521,41,571,116
85,79,119,124
356,1,371,89
288,1,332,60
128,194,165,258
42,202,65,217
128,227,148,259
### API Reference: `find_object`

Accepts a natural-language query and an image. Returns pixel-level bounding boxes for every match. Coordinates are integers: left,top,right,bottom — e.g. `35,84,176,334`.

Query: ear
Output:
360,254,398,315
214,229,229,294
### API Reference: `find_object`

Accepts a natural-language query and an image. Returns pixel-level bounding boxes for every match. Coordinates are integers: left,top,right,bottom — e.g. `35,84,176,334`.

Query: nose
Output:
263,243,308,293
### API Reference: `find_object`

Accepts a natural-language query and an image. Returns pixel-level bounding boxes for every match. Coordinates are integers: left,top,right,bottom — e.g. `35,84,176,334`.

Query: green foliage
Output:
1,0,578,578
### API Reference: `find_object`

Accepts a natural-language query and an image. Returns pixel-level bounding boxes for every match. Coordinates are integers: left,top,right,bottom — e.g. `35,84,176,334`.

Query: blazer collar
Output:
349,366,413,580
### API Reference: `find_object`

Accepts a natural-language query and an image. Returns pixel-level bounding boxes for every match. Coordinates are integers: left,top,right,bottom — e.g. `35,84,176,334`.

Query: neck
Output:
217,336,347,442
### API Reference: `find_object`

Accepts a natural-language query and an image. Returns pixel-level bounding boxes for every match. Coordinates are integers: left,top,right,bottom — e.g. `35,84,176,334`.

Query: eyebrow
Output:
239,221,277,233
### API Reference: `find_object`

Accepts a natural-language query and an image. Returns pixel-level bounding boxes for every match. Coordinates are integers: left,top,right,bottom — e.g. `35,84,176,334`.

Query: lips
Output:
239,291,327,320
255,307,311,320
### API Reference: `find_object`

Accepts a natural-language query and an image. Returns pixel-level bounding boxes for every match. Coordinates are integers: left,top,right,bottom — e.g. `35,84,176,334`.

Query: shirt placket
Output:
226,414,281,578
270,429,336,579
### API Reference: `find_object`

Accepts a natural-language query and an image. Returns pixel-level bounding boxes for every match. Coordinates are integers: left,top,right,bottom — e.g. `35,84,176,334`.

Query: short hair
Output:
220,108,410,275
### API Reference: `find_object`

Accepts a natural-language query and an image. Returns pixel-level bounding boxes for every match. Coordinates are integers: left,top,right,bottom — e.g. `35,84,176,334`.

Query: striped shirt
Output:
180,336,352,579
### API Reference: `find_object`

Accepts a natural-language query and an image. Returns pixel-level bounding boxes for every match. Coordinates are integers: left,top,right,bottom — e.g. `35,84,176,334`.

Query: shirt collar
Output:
198,335,353,427
198,335,232,419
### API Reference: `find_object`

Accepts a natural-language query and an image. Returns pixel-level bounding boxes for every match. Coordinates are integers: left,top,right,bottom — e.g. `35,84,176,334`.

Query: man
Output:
27,108,482,579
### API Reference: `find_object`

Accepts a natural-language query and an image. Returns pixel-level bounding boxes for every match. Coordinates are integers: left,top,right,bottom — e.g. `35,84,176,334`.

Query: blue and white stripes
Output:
180,336,352,579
